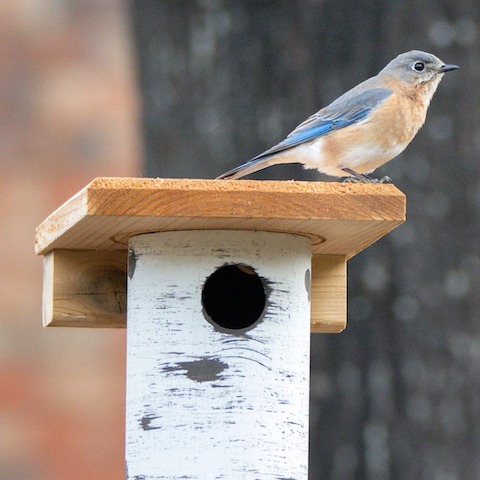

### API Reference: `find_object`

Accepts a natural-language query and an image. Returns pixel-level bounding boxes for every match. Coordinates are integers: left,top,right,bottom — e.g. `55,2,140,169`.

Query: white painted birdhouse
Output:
35,177,405,479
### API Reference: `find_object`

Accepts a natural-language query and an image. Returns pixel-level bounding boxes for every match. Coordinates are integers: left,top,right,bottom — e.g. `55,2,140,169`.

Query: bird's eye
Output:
413,62,425,72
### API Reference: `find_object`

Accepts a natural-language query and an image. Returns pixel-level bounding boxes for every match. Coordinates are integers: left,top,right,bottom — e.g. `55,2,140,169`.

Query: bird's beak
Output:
439,64,459,73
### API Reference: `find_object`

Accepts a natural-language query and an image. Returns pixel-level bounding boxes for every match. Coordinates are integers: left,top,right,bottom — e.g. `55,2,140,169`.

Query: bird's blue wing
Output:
252,88,392,160
216,87,392,179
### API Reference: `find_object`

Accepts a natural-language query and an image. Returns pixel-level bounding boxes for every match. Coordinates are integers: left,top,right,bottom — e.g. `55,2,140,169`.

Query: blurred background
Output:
1,1,138,478
1,0,479,479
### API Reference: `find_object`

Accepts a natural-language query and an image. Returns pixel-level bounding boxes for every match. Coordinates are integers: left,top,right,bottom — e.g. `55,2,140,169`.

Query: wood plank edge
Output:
43,249,127,328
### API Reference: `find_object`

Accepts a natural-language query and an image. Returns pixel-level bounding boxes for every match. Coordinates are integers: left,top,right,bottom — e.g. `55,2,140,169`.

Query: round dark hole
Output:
202,264,266,330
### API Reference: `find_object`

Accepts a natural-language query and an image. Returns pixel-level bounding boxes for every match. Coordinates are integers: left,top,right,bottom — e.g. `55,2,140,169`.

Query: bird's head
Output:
381,50,459,87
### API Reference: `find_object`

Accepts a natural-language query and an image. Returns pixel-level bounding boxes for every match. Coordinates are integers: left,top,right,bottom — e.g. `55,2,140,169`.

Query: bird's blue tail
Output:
216,156,277,180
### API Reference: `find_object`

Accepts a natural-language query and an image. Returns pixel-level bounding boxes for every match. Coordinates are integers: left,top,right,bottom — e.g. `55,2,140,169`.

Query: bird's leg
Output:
342,168,372,182
342,168,392,184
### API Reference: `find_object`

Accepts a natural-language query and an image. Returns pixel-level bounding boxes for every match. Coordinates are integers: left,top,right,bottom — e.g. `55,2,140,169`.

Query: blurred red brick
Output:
0,1,140,478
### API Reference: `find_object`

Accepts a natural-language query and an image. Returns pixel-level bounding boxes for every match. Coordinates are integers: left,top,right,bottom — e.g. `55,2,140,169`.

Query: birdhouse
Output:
35,177,405,479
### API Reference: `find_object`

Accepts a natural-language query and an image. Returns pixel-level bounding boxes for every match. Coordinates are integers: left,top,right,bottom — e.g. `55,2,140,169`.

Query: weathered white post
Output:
126,231,311,478
35,178,406,479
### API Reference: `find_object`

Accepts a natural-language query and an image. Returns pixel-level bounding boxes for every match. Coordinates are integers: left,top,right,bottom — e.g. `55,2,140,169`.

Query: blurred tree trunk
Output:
130,1,480,479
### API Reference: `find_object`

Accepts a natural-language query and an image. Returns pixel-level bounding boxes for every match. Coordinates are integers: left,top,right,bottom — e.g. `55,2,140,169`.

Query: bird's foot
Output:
377,176,393,184
341,168,392,184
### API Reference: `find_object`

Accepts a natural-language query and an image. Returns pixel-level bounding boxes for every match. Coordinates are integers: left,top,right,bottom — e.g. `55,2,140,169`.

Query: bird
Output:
216,50,458,183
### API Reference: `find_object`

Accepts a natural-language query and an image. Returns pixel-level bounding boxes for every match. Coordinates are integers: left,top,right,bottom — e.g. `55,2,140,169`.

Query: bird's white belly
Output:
277,138,407,176
339,142,407,173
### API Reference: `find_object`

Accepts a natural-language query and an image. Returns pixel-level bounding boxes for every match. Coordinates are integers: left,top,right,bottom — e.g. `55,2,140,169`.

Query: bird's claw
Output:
343,168,393,183
342,171,393,184
378,176,393,184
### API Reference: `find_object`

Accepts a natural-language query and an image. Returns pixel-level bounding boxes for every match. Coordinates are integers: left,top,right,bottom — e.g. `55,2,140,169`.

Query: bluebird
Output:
217,50,458,183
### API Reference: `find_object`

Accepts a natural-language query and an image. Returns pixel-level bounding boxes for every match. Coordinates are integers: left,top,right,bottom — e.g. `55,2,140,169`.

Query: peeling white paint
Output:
126,230,311,479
